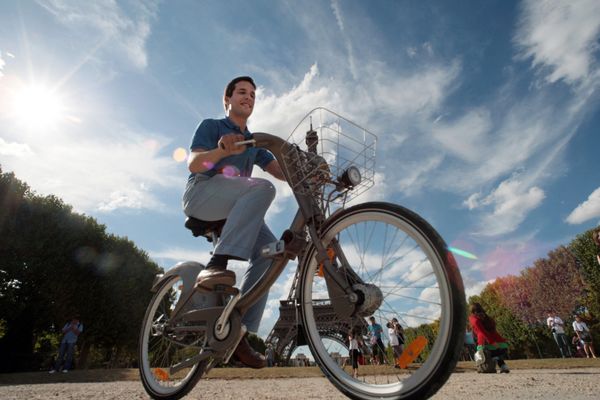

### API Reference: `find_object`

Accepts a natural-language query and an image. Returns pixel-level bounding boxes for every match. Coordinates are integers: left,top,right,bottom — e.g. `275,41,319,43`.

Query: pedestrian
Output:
469,303,510,373
464,326,476,361
547,312,572,357
348,329,361,378
182,76,285,369
387,321,402,368
49,315,83,373
367,316,385,365
572,315,597,358
572,335,586,357
265,343,275,368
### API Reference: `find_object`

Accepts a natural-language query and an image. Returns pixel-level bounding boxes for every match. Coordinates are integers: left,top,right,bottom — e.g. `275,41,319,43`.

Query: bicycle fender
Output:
151,261,205,292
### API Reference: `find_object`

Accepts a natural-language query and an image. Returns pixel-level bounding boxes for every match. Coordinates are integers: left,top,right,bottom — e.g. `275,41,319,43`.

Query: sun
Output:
11,84,66,129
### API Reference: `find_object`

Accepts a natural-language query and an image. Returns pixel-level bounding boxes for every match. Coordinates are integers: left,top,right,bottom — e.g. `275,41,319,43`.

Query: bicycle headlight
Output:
340,166,361,188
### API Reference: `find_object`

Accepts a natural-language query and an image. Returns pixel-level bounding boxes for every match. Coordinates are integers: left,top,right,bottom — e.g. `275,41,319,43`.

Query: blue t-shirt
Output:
368,323,383,339
61,322,83,344
189,117,274,181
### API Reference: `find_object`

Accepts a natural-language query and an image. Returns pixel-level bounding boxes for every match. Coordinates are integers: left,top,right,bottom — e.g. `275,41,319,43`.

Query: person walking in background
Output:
348,329,362,378
572,315,597,358
265,343,275,368
547,312,572,358
391,318,405,352
387,320,402,368
469,303,510,373
464,325,476,361
367,316,385,365
49,315,83,373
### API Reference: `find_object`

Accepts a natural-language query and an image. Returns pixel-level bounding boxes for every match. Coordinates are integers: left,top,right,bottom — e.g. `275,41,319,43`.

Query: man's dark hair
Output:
224,76,256,98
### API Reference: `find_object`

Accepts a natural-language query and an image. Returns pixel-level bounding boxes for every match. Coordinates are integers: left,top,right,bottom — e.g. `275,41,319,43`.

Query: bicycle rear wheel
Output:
299,202,465,400
139,275,207,400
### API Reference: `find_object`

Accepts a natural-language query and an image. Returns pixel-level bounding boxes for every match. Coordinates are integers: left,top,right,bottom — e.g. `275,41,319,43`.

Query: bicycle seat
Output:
184,217,226,242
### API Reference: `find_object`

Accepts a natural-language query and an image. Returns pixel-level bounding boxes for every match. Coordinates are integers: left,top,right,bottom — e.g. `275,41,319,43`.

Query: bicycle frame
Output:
150,132,366,376
234,132,361,317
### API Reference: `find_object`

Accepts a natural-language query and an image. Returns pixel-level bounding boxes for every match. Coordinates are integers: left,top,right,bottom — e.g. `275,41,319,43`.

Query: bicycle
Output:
138,108,466,400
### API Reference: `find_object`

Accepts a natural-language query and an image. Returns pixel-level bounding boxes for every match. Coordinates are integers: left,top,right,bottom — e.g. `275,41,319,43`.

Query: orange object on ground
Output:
397,335,428,369
153,368,169,381
317,247,336,277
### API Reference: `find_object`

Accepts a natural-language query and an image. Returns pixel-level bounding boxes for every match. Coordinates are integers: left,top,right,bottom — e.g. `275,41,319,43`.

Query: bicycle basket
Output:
282,107,377,205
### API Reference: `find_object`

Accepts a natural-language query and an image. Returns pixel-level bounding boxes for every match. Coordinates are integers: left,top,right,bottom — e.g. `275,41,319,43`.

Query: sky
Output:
1,0,600,341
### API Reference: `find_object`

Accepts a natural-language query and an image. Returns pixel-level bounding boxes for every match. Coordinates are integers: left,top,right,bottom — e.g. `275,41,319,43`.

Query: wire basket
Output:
282,107,377,205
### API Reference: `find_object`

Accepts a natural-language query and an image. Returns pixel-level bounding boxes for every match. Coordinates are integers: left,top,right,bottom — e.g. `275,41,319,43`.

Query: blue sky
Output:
1,0,600,340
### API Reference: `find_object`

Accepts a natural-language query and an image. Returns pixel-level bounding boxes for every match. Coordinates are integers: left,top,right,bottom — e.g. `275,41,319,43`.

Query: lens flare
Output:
222,165,239,177
172,147,187,162
448,246,478,260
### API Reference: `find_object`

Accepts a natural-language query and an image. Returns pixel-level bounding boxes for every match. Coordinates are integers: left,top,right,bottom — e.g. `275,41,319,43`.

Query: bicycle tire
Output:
299,202,466,399
139,275,207,400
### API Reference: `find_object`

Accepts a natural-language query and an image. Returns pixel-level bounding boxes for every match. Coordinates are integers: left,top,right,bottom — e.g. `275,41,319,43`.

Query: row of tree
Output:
469,230,599,359
399,230,599,361
0,167,162,372
1,165,598,371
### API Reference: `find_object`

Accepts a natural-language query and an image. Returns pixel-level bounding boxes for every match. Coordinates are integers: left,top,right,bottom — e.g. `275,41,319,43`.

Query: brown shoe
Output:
196,266,236,289
233,334,267,369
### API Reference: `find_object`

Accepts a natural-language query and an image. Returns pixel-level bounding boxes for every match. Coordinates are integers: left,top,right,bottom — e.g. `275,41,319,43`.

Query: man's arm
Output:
188,134,245,174
265,160,286,181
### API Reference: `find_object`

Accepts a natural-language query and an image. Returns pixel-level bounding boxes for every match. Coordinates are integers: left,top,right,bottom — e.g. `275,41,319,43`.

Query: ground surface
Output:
0,359,598,399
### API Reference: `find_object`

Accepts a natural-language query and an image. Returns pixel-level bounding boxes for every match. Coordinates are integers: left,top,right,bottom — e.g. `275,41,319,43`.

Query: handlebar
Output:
218,139,256,150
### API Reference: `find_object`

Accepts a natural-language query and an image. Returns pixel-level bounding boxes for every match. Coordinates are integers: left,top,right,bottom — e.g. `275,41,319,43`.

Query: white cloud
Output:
431,109,492,163
36,0,158,69
0,138,34,157
1,121,181,213
566,187,600,224
330,0,357,80
468,175,545,236
0,51,5,78
515,0,600,85
150,247,212,266
464,278,495,299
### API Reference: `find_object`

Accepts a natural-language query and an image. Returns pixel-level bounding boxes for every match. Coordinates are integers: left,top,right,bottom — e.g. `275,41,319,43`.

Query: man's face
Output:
225,80,255,119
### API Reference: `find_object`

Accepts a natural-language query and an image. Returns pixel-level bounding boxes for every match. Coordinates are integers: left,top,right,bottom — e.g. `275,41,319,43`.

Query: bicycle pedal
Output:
261,240,285,258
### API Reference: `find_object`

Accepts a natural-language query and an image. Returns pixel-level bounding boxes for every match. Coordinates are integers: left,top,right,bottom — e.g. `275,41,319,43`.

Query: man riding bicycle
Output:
182,76,285,369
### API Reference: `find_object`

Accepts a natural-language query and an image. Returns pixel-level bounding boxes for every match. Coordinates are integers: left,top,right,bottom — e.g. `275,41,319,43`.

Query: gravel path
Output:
1,368,598,399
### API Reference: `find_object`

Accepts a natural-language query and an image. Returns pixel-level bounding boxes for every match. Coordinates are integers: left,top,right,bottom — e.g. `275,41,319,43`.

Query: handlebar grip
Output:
219,139,256,150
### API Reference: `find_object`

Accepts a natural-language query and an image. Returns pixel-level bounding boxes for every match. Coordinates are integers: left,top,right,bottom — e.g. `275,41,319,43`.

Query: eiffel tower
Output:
265,265,368,364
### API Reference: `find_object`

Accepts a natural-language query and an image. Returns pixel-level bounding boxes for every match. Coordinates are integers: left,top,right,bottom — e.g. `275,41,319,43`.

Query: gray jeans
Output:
553,332,572,357
183,173,276,333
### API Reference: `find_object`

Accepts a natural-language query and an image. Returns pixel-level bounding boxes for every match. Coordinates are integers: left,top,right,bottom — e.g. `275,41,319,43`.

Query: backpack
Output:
474,348,496,373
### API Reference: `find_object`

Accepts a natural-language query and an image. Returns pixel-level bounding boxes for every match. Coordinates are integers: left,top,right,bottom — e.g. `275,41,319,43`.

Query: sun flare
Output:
12,85,65,129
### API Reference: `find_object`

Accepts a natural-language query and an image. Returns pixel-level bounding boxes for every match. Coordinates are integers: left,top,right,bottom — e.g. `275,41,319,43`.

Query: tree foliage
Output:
0,167,162,372
569,229,600,319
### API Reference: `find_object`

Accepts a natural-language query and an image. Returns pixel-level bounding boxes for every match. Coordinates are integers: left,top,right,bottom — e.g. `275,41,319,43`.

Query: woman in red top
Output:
469,302,510,373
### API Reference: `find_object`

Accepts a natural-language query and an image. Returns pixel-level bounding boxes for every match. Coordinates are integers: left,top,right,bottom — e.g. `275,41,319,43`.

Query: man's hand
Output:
218,133,246,156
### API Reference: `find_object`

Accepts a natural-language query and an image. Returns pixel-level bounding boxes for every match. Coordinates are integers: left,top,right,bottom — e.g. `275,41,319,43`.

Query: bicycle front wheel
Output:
299,202,465,400
139,275,207,400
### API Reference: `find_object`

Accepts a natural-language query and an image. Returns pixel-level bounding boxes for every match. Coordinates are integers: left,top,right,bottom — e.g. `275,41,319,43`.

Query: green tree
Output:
569,229,600,319
0,167,161,372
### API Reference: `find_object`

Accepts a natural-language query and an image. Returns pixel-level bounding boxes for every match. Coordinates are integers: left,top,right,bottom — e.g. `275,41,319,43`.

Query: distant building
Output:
292,353,310,367
329,352,347,366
